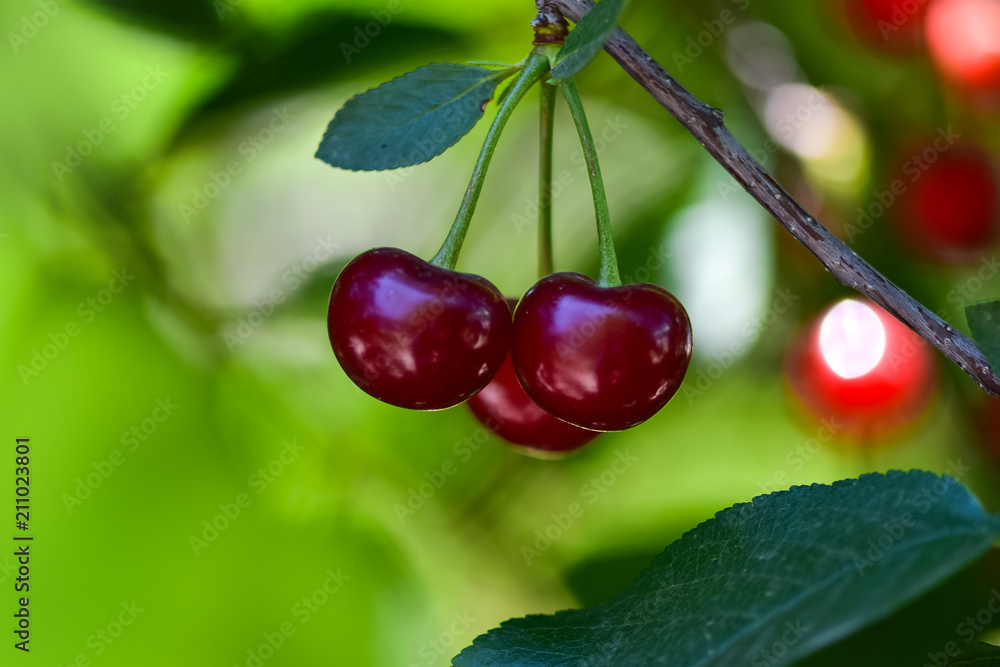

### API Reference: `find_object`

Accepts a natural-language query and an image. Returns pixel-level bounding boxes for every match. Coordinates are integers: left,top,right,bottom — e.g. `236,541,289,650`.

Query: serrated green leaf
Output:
946,642,1000,666
551,0,629,81
466,60,517,68
453,471,1000,667
967,300,1000,375
316,63,515,172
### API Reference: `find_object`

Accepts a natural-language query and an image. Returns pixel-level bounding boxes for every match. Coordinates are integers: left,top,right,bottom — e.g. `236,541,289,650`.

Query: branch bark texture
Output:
548,0,1000,395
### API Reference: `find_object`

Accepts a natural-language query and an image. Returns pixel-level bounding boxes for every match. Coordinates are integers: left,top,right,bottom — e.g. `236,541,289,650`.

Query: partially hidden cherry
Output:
328,247,511,410
467,299,599,455
511,273,693,432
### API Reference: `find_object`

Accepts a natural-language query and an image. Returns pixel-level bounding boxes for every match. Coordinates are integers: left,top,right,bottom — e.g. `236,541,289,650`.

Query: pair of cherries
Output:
327,248,693,453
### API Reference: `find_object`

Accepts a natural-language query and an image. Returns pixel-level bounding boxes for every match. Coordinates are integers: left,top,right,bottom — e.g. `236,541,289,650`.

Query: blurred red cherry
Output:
785,298,937,440
926,0,1000,94
897,147,998,262
843,0,929,51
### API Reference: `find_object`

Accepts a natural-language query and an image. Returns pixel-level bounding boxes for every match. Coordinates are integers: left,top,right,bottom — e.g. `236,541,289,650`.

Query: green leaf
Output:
946,642,1000,666
551,0,629,81
453,471,1000,667
966,300,1000,375
316,63,515,172
465,60,517,68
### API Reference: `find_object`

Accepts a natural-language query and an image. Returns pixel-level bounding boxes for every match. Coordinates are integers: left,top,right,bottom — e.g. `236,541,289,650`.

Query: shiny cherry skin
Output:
511,273,693,432
897,147,998,261
467,299,599,454
785,298,936,439
328,247,511,410
926,0,1000,95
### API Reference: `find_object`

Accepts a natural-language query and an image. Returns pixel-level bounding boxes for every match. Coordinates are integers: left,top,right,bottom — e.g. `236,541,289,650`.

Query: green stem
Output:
431,52,550,270
559,77,622,287
538,71,557,277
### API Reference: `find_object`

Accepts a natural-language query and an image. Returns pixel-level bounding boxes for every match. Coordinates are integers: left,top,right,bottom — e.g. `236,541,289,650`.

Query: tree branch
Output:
548,0,1000,395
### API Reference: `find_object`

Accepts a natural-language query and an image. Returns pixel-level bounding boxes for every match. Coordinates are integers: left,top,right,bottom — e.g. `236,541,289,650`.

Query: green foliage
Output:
949,642,1000,665
550,0,629,81
967,301,1000,375
10,0,1000,664
454,471,1000,666
315,63,516,172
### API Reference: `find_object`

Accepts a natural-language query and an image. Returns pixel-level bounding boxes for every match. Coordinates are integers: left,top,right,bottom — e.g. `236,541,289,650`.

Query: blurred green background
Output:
4,0,1000,664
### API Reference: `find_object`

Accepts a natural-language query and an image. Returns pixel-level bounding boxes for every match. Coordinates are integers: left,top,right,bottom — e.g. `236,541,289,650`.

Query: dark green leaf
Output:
947,642,1000,666
316,63,514,171
453,471,1000,667
798,552,1000,667
967,300,1000,376
551,0,629,81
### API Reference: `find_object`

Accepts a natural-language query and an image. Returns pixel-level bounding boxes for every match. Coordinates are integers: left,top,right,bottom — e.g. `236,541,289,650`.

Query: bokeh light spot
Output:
819,300,886,379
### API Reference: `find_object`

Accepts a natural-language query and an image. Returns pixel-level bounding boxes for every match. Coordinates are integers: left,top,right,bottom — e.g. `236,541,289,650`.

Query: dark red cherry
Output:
327,247,511,410
511,273,693,432
468,299,599,455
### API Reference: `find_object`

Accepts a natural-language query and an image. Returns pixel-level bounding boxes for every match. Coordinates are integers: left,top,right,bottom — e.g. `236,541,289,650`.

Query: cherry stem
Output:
548,0,1000,395
538,64,557,277
431,52,550,271
559,77,622,287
